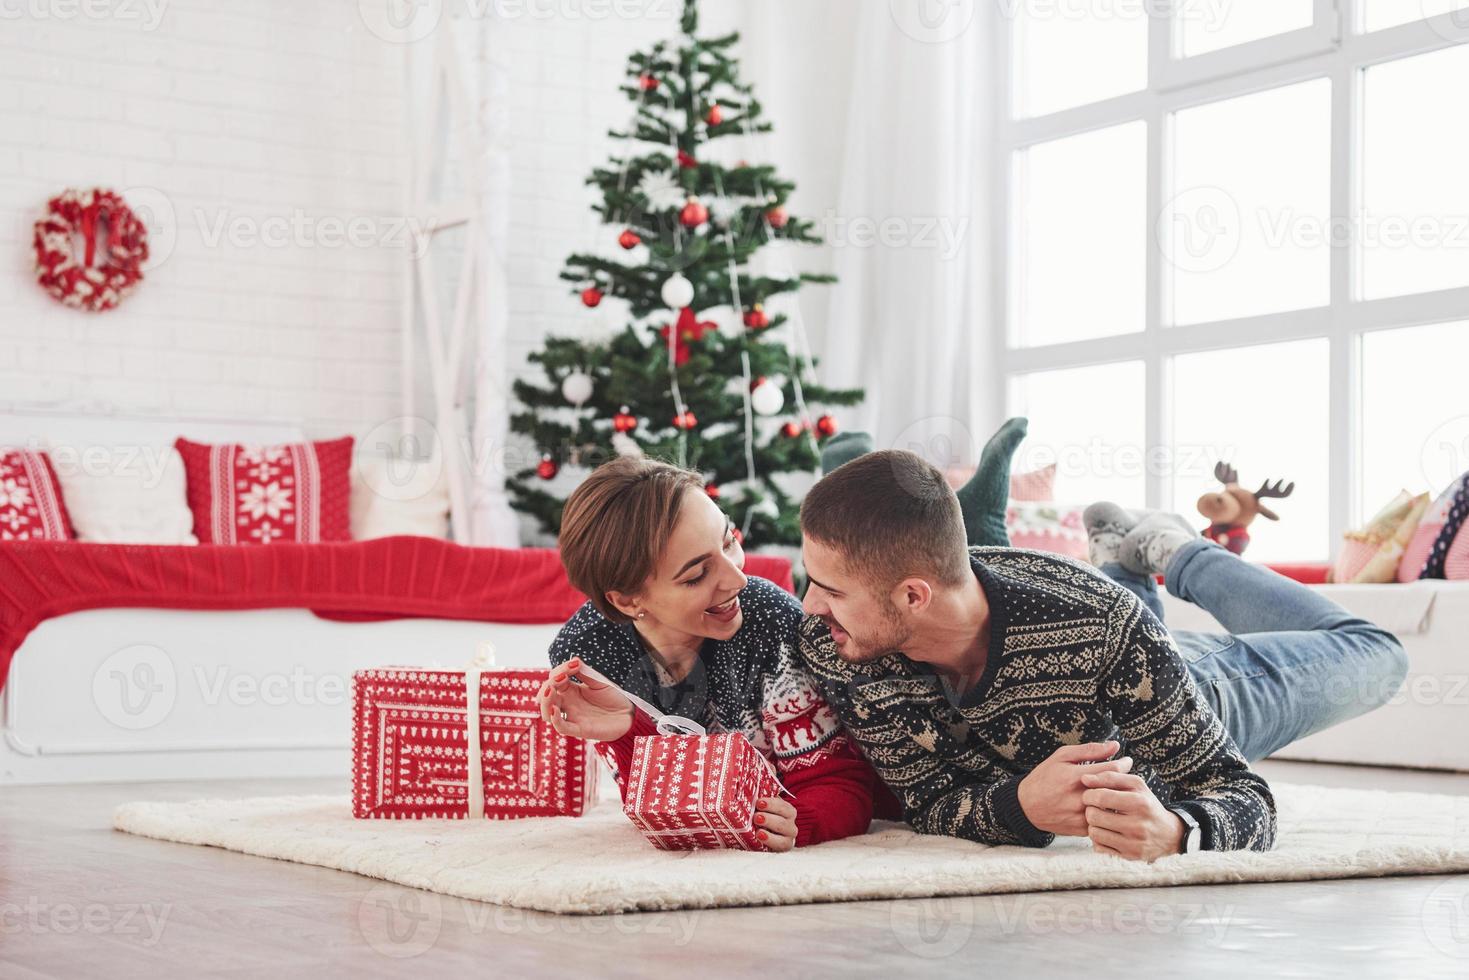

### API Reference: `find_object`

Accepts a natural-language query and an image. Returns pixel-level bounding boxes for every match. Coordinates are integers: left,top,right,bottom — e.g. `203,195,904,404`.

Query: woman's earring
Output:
637,611,647,620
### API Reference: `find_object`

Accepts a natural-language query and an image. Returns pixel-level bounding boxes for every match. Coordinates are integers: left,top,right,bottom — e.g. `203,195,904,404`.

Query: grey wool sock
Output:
1082,501,1139,568
958,417,1029,548
819,431,875,475
1119,511,1198,578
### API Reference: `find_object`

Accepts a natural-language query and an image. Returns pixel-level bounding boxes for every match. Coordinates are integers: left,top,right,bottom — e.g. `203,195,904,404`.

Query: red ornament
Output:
766,206,789,229
673,410,698,430
536,455,559,480
705,103,723,126
815,414,838,438
581,286,603,308
781,420,803,439
618,229,641,249
613,406,638,432
638,73,658,91
32,187,149,313
743,305,770,330
676,149,698,169
658,307,717,366
679,198,709,228
704,482,720,500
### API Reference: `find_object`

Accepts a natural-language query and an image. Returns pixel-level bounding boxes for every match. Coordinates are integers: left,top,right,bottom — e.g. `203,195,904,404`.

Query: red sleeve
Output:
594,707,661,801
781,736,878,847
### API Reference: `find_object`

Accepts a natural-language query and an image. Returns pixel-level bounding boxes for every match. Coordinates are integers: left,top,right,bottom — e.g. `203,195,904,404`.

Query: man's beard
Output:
829,601,909,664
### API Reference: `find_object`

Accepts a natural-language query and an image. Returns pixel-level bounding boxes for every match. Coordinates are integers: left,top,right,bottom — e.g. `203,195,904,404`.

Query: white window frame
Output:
992,1,1469,558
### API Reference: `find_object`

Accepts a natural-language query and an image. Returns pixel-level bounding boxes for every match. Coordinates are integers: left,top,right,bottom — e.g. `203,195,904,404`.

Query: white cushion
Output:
47,444,197,544
350,453,451,540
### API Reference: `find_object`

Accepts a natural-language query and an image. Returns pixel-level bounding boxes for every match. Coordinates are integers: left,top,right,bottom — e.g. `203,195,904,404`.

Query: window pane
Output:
1177,0,1314,57
1360,0,1469,32
1170,339,1330,561
1008,361,1146,505
1016,122,1146,347
1014,0,1149,118
1163,79,1330,326
1361,321,1469,518
1361,45,1469,300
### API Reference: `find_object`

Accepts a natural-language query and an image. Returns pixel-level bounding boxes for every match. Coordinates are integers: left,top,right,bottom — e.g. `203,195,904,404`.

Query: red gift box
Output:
352,663,597,820
623,733,785,851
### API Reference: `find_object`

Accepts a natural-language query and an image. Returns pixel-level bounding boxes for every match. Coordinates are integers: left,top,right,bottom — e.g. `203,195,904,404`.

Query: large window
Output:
999,1,1469,560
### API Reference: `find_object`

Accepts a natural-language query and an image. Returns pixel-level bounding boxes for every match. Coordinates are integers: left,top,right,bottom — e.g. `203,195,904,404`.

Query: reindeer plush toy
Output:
1197,462,1295,556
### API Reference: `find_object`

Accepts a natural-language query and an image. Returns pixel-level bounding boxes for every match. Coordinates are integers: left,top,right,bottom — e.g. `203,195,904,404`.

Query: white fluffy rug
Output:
113,782,1469,915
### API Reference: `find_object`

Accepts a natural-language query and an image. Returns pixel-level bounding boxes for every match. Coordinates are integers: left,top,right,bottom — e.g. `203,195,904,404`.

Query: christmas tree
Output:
505,0,864,548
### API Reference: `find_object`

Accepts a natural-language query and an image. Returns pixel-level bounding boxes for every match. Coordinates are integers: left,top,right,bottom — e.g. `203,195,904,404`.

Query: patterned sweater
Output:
548,575,887,846
797,548,1277,852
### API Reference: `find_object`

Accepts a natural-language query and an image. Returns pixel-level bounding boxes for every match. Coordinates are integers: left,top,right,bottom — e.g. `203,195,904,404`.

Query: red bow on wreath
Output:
658,307,717,366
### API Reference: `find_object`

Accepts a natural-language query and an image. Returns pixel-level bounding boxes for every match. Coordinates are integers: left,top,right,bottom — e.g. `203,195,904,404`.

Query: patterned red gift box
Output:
623,733,785,851
352,664,597,819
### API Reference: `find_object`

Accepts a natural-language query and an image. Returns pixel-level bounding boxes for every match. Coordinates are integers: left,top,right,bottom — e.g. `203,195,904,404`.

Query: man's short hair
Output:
800,449,971,591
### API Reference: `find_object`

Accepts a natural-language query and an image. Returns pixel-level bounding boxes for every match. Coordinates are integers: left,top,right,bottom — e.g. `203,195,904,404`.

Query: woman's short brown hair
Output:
558,456,705,622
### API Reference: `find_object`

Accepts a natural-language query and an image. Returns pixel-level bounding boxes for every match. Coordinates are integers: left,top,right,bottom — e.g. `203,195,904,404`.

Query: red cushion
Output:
1263,562,1330,584
0,449,74,541
174,436,354,545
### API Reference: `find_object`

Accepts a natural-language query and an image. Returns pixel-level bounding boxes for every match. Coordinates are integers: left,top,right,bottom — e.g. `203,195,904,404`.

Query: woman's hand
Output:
537,658,635,742
754,795,797,853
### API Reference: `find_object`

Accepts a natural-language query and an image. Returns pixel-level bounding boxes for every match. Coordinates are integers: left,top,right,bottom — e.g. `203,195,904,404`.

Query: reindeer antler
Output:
1255,479,1295,500
1214,461,1239,486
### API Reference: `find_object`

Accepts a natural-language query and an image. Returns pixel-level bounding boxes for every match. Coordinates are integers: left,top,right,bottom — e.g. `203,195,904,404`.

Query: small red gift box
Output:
623,733,785,851
352,661,597,820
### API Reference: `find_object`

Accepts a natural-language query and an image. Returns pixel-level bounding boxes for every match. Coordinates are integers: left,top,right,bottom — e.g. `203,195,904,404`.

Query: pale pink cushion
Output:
1005,501,1087,561
943,463,1056,501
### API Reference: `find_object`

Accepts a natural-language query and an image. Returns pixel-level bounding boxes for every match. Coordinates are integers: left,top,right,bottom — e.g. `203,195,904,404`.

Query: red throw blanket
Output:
0,537,795,692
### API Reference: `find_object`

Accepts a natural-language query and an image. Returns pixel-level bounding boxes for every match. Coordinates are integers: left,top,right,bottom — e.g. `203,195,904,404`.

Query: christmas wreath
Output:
32,188,149,312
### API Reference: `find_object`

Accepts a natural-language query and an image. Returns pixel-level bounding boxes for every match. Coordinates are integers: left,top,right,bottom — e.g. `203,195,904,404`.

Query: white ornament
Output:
750,378,784,417
561,371,594,407
611,432,643,458
637,171,685,210
661,274,694,309
751,497,780,520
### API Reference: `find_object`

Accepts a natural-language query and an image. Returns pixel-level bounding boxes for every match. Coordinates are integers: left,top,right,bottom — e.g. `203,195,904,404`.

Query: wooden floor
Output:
3,760,1469,978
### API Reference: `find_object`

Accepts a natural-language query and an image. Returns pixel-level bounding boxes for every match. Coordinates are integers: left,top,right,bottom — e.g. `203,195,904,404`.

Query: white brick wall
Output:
0,0,848,461
0,0,409,437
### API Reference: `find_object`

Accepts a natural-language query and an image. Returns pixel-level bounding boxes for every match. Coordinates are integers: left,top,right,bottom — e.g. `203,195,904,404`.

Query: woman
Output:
538,456,888,851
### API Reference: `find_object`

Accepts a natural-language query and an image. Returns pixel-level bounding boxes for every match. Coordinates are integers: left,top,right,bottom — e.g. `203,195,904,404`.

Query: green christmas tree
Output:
505,1,864,548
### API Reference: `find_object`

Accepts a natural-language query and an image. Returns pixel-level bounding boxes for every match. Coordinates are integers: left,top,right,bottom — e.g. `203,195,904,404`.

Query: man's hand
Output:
536,658,635,742
1081,769,1187,862
1017,741,1134,837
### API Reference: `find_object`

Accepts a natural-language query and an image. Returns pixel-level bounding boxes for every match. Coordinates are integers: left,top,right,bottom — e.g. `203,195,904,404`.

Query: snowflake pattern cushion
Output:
0,449,75,541
174,436,353,545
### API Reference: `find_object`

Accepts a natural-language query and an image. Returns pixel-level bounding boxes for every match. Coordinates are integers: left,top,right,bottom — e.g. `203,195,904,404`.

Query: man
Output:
796,450,1408,861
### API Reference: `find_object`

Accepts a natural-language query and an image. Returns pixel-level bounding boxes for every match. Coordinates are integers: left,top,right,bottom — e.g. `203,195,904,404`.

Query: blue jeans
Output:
1101,539,1409,763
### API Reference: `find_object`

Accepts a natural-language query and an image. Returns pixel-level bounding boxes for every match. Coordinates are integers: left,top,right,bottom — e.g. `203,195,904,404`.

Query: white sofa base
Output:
1,607,561,785
1160,579,1469,773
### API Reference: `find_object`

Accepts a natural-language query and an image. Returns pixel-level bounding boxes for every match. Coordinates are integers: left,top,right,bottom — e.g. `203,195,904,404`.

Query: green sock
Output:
820,431,874,475
958,417,1028,547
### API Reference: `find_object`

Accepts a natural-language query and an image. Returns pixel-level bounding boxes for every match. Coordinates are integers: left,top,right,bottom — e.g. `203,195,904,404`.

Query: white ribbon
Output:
464,640,496,819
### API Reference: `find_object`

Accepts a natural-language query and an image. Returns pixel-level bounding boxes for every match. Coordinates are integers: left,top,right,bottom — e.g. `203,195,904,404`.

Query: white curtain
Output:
815,2,998,466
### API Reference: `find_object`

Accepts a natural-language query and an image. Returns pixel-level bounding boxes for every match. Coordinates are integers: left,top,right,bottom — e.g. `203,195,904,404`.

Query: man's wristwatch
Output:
1171,807,1203,854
